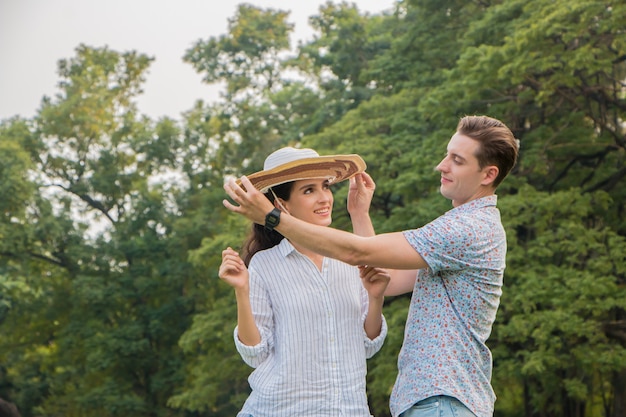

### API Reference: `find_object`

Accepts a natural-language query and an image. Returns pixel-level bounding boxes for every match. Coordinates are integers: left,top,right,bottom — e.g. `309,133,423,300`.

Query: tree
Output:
0,45,197,417
496,187,626,417
3,1,626,416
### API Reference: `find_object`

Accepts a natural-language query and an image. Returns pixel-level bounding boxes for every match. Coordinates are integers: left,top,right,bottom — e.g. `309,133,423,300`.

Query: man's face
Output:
435,132,496,207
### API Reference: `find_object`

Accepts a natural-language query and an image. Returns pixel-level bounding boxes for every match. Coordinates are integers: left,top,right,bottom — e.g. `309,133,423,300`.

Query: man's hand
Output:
223,176,275,225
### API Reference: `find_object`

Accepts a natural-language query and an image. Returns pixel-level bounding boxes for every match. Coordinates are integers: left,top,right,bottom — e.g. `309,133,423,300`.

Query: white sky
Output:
0,0,394,122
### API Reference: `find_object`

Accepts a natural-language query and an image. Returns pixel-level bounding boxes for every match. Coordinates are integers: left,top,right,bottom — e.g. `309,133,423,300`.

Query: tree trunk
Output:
612,368,626,417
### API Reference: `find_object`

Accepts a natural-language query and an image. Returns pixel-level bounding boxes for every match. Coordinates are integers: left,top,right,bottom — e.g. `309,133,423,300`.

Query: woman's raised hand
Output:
219,247,249,289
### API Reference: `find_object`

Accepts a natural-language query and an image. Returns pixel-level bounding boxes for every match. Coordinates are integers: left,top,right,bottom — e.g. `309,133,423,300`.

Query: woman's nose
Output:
320,189,333,202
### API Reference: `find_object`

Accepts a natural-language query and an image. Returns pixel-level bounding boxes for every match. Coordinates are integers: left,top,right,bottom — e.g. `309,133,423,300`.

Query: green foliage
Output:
366,296,410,417
0,121,35,217
301,2,393,88
0,45,198,417
183,4,293,98
495,187,626,415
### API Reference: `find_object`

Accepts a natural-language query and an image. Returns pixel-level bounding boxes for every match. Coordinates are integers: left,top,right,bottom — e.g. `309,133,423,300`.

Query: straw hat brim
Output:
239,154,366,193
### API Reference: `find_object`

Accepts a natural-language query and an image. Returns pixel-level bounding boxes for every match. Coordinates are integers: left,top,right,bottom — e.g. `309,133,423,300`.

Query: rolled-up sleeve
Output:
364,314,387,358
234,326,273,367
360,285,388,359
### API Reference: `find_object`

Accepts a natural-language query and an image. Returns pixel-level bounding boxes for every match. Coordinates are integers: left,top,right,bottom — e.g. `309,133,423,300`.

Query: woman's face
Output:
280,178,333,226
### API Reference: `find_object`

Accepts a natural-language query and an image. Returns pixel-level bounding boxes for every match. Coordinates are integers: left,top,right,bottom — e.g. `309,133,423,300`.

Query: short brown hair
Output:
457,115,519,188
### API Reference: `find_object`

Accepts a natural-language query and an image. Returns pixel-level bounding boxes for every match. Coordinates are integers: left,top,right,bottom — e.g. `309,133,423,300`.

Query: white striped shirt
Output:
234,239,387,417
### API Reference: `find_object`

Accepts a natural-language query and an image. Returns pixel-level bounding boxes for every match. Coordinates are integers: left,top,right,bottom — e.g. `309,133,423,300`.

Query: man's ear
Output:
481,166,499,186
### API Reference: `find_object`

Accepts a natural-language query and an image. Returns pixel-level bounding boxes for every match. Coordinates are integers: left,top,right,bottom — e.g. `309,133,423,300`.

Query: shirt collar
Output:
449,195,498,214
277,238,297,257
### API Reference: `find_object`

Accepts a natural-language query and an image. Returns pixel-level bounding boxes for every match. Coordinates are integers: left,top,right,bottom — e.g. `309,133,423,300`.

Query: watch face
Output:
265,209,280,230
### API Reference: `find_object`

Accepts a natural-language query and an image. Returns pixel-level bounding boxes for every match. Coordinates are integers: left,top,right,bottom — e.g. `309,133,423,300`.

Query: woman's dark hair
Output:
0,398,21,417
242,181,294,266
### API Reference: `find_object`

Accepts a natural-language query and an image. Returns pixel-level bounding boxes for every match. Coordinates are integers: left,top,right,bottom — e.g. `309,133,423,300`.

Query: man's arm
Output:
224,175,428,270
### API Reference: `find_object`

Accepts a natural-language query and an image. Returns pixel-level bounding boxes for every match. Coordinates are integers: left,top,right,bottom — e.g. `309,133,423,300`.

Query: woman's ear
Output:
274,198,289,214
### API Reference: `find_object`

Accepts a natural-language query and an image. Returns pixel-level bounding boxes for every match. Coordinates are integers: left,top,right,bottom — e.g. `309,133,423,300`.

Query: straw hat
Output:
240,147,366,193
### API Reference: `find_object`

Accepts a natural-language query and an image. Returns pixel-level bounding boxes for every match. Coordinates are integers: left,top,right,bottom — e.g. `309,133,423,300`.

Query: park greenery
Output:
1,0,625,416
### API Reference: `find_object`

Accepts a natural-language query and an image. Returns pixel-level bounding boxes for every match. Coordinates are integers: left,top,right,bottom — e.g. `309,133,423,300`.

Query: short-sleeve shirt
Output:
390,195,506,417
234,238,388,417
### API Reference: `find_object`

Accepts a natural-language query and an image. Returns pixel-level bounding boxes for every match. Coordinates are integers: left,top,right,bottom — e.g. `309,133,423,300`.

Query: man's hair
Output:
457,115,519,188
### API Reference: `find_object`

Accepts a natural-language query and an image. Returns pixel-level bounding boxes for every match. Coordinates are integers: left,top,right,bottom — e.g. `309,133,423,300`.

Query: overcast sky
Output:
0,0,394,122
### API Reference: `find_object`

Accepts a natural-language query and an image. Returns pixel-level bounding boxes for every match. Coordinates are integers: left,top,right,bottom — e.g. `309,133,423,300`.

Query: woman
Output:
219,147,389,417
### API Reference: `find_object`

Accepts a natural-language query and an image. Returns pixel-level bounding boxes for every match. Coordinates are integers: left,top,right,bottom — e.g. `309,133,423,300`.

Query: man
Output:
223,115,519,417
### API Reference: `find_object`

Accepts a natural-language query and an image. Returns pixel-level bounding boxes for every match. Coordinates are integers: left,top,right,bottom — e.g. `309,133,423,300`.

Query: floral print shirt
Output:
391,195,506,417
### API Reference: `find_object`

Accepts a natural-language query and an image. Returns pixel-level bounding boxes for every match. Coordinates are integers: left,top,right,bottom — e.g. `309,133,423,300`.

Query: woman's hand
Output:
359,265,390,300
219,247,249,290
347,172,376,216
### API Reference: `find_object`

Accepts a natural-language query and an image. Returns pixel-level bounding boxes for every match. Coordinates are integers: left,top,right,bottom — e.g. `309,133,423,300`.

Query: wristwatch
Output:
264,208,281,231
